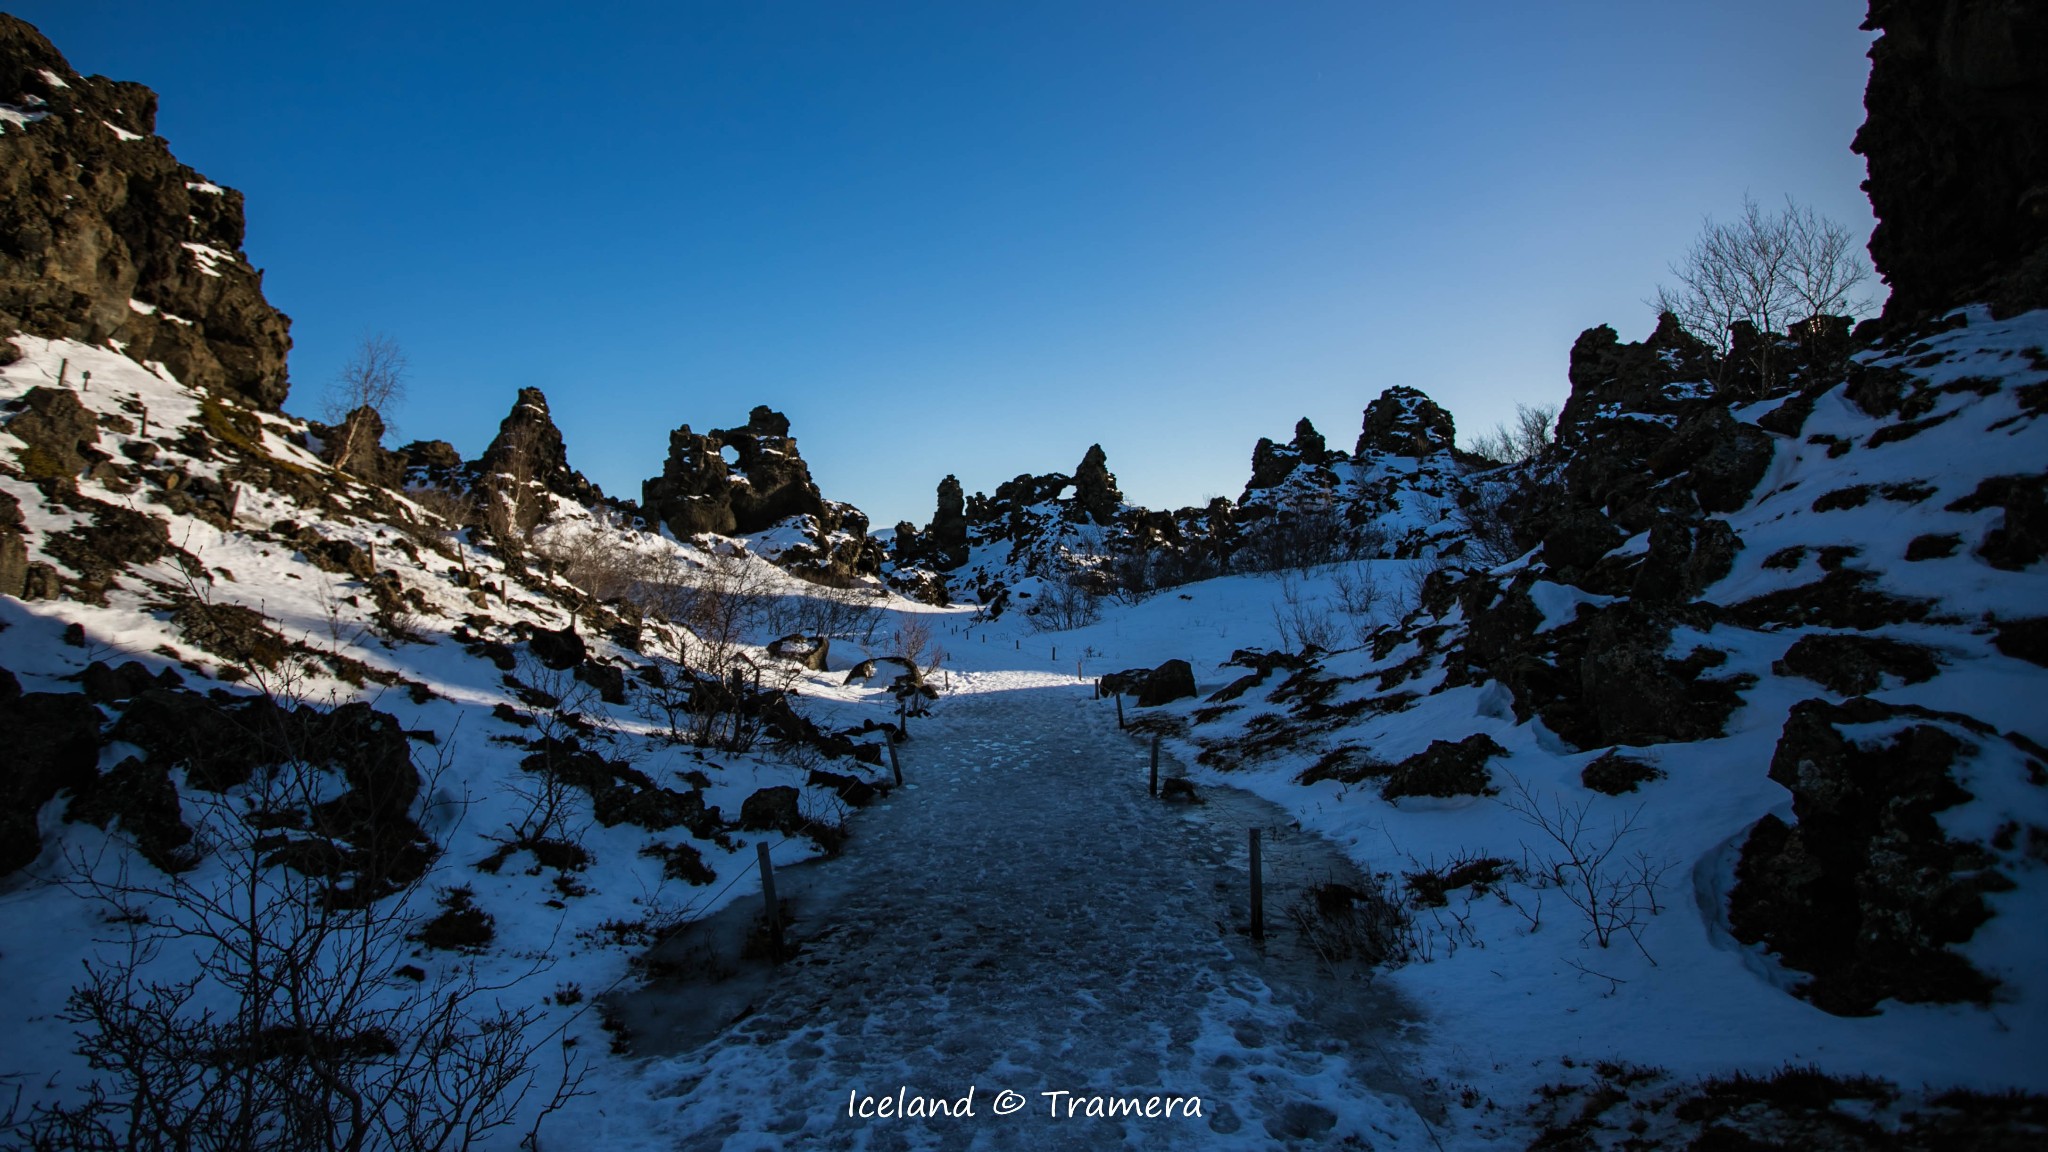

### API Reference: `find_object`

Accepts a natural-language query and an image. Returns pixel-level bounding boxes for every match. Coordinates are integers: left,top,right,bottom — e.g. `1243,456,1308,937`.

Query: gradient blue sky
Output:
12,2,1879,529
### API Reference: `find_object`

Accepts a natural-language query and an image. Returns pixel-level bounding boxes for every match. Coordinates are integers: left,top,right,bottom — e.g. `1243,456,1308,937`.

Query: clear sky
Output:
11,1,1879,529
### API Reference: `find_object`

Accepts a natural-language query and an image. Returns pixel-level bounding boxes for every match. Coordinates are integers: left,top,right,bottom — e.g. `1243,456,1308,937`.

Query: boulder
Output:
5,386,99,482
1727,698,2008,1014
0,690,102,874
1381,734,1505,800
739,785,802,832
1773,633,1941,696
767,633,831,672
527,624,586,671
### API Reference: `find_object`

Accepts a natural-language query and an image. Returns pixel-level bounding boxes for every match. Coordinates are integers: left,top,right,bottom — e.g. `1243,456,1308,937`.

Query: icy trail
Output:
602,675,1442,1150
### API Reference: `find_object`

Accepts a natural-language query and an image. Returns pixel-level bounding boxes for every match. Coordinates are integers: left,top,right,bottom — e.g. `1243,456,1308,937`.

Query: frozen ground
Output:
585,673,1445,1151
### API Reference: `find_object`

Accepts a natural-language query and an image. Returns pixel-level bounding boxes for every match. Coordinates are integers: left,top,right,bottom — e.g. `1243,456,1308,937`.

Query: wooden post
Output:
1149,733,1160,796
80,370,91,392
56,358,67,389
1052,646,1057,661
1249,828,1265,942
757,842,783,962
1115,693,1126,730
887,736,902,786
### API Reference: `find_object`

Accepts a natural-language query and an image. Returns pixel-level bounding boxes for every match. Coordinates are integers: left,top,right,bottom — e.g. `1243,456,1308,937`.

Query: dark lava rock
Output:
1578,605,1749,747
1728,697,2007,1015
5,386,99,482
1945,473,2047,572
1140,659,1198,706
469,388,601,537
1992,617,2048,667
574,660,626,705
1773,633,1942,695
521,739,719,836
1355,386,1455,458
80,659,163,702
64,753,193,872
1381,734,1505,800
171,599,288,669
931,474,969,569
1854,0,2048,321
739,785,802,833
643,404,829,538
767,634,831,672
808,768,884,807
1247,417,1338,491
0,690,102,874
527,624,586,671
0,16,293,408
1904,532,1961,560
1105,659,1199,708
316,405,401,487
1071,443,1124,526
1580,750,1664,795
1728,569,1935,632
1647,406,1776,515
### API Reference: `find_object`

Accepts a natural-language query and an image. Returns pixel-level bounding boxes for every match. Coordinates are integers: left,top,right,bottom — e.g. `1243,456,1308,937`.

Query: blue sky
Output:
14,1,1878,529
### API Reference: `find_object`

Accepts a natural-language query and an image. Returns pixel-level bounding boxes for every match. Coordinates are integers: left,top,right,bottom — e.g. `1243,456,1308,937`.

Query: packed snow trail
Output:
604,674,1442,1150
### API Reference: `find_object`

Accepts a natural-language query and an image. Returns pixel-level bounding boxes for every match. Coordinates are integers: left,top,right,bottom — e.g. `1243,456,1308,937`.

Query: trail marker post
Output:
1115,693,1126,730
887,737,902,786
757,841,784,962
1149,733,1160,797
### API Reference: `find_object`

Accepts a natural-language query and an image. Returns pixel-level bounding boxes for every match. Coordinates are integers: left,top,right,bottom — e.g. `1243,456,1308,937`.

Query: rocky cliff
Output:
0,16,293,410
1855,0,2048,321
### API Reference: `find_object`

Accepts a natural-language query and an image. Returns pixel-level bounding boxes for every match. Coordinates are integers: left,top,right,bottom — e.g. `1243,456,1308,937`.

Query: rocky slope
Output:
0,16,292,411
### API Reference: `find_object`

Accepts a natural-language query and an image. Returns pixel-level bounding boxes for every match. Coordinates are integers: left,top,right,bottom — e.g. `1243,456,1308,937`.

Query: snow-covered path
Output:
599,676,1442,1150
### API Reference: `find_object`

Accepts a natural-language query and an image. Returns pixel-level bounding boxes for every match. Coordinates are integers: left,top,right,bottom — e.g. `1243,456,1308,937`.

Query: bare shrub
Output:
1497,772,1670,959
1286,875,1417,969
1028,573,1104,632
1271,570,1341,652
24,720,579,1150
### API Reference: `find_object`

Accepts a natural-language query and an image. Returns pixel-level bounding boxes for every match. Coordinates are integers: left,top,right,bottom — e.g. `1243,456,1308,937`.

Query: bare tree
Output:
1464,403,1558,465
1652,195,1872,389
324,334,408,477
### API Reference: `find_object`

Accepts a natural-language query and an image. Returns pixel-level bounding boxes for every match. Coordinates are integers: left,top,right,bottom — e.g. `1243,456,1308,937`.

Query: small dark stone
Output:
739,785,802,832
527,625,586,671
1905,533,1961,561
1773,634,1941,696
1581,750,1664,795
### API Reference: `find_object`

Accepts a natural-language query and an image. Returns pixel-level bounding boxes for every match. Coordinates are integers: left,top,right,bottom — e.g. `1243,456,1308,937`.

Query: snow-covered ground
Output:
4,312,2045,1149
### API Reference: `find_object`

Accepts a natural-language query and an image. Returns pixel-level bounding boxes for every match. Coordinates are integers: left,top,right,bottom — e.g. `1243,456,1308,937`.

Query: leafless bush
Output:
1271,570,1341,652
1027,572,1103,632
760,581,883,646
1286,875,1417,970
1497,772,1669,960
323,333,407,477
20,715,579,1151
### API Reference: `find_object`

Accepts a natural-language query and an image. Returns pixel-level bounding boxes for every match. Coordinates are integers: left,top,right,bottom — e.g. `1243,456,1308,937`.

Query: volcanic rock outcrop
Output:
0,16,293,409
1854,0,2048,321
642,405,880,584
